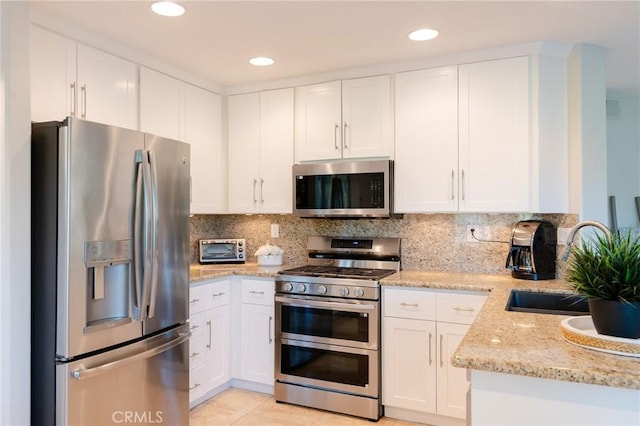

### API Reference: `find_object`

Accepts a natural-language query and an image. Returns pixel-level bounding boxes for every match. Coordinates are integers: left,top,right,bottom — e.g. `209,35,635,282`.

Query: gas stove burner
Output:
278,265,397,280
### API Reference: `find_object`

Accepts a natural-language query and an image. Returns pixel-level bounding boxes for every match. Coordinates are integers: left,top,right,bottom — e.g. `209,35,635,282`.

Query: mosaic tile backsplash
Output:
190,213,578,276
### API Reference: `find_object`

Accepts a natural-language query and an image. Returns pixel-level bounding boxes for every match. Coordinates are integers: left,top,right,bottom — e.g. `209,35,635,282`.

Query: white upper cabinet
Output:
458,56,530,212
30,25,138,130
187,85,224,214
228,88,294,214
139,67,224,214
30,25,77,122
395,66,459,212
76,44,138,130
295,75,392,162
139,66,185,141
395,56,563,213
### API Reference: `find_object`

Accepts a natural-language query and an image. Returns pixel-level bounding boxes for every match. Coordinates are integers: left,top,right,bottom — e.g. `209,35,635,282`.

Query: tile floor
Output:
189,387,426,426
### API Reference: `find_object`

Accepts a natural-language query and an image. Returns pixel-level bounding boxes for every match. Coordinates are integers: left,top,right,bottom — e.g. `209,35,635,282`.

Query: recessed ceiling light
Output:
249,57,275,67
408,28,439,41
151,2,185,17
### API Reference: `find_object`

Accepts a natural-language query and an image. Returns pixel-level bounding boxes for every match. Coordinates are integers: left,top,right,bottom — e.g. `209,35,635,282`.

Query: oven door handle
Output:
275,296,376,311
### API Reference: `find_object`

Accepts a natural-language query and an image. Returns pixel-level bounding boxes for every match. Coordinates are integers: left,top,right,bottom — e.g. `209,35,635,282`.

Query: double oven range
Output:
274,236,401,420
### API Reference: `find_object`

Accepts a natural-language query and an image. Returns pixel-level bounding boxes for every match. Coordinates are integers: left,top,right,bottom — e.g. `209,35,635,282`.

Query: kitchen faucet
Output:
561,220,613,261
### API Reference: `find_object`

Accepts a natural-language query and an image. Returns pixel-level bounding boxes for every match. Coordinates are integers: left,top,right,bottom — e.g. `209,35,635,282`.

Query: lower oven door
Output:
276,338,379,398
275,295,379,350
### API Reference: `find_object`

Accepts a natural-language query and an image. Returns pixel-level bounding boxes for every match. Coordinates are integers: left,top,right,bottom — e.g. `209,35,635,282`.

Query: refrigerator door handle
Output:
133,152,144,318
70,332,191,381
147,150,160,318
139,150,153,320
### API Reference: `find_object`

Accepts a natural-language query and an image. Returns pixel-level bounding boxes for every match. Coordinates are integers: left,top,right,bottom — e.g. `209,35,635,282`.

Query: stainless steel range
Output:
274,236,401,421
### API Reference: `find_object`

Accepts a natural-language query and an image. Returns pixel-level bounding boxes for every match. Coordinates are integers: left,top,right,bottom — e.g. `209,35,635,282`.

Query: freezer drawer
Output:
56,324,190,426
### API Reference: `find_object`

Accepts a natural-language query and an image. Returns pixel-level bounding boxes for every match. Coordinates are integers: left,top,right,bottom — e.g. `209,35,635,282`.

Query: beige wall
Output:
191,213,577,276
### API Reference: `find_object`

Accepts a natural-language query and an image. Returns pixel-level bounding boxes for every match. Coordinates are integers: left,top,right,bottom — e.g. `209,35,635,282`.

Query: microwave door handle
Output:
275,296,375,312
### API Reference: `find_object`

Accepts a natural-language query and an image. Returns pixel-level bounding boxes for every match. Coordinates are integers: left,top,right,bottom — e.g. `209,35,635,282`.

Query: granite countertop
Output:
188,264,640,391
382,270,640,391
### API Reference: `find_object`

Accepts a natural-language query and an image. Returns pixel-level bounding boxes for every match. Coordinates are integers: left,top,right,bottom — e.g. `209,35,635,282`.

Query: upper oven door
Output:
275,295,379,350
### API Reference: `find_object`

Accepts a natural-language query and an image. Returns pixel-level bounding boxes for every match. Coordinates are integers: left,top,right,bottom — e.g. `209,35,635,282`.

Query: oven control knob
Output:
340,287,350,297
317,285,327,295
282,282,293,292
296,283,307,293
354,288,365,298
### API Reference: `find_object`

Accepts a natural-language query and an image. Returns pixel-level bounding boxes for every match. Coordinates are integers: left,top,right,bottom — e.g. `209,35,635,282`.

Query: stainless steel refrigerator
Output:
31,118,191,425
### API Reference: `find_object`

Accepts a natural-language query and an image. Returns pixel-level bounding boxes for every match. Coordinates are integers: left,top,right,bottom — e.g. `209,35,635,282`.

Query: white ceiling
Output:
31,1,640,94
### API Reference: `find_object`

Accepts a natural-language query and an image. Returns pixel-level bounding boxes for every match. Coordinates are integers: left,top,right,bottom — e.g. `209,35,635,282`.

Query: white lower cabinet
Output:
189,276,275,407
188,279,230,406
383,287,487,424
238,278,275,386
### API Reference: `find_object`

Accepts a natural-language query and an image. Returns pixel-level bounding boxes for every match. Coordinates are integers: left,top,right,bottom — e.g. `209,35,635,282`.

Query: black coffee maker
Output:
505,220,557,280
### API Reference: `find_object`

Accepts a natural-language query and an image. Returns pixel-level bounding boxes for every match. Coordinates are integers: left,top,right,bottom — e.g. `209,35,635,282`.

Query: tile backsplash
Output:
190,213,578,276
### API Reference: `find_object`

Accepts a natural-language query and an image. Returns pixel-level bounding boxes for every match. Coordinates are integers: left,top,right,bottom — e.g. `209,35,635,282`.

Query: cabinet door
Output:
458,57,530,212
206,304,230,390
436,322,470,419
228,92,260,213
395,67,458,212
139,67,185,141
259,88,294,213
382,317,437,413
186,85,223,214
240,303,274,385
294,81,342,162
30,25,77,122
342,75,392,159
77,44,138,130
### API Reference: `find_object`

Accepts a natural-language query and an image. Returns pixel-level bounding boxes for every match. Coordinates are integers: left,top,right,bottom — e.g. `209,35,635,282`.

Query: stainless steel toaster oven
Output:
199,238,245,264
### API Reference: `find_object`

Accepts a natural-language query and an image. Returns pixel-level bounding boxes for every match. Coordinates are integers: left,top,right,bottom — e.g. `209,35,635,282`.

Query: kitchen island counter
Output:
381,269,640,391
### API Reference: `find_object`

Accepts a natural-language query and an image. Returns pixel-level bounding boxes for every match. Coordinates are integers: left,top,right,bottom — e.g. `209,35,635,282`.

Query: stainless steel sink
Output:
505,290,589,315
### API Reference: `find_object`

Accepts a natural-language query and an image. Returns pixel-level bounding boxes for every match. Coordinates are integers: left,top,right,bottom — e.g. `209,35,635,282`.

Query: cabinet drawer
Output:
189,333,205,370
189,311,205,336
384,288,436,320
189,285,209,314
189,365,205,401
436,292,487,325
209,280,230,308
240,279,275,306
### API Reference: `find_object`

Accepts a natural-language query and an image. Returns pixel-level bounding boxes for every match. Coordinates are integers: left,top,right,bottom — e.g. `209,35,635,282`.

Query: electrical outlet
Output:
466,225,479,243
271,224,280,238
557,227,569,245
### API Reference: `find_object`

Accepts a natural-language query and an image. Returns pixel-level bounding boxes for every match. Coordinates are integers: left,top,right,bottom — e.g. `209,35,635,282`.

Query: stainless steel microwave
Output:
293,160,394,218
199,238,246,264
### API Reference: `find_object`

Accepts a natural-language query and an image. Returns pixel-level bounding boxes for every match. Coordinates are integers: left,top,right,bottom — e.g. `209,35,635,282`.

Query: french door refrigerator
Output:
31,118,191,425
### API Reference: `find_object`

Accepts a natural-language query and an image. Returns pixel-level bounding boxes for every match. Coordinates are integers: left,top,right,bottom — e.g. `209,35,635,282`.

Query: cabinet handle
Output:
399,302,419,307
189,383,201,391
453,306,474,312
451,170,455,201
70,82,76,117
206,320,212,349
428,333,433,366
253,178,258,203
249,290,264,295
212,292,225,297
334,123,340,150
343,122,349,150
81,84,87,119
190,352,199,358
440,334,444,367
461,169,466,201
189,324,199,331
268,315,273,344
189,298,200,304
260,178,264,204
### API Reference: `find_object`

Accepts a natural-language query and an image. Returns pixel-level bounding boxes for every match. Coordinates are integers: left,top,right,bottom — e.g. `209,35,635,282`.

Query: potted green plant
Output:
565,228,640,339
